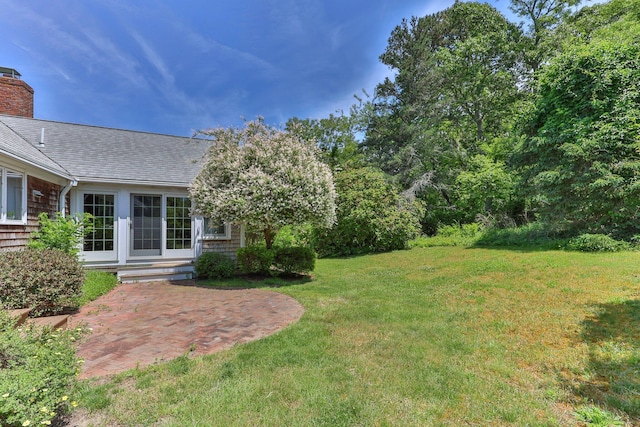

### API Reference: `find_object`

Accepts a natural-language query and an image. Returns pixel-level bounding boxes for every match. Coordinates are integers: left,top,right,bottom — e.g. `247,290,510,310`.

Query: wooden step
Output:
26,314,70,330
8,308,32,326
119,271,194,283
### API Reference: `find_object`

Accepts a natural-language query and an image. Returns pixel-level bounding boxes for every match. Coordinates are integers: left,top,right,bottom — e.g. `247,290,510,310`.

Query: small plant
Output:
78,271,118,305
195,252,236,280
273,246,316,274
411,223,484,248
474,222,567,248
236,246,274,275
273,224,314,249
28,212,93,258
0,310,85,427
0,248,85,316
567,234,630,252
574,405,624,426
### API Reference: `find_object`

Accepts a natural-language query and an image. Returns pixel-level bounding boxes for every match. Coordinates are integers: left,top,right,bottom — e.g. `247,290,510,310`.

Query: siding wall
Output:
0,176,61,251
201,223,243,259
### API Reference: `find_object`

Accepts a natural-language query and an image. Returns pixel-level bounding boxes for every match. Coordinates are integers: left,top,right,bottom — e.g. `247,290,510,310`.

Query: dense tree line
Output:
291,0,640,240
194,0,639,257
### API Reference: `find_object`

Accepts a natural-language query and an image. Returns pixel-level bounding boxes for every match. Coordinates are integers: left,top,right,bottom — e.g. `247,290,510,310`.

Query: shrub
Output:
27,212,93,258
411,223,484,248
0,249,85,316
272,224,314,249
273,247,316,274
474,222,568,248
236,246,274,275
195,252,236,280
0,310,84,427
314,167,423,257
567,234,630,252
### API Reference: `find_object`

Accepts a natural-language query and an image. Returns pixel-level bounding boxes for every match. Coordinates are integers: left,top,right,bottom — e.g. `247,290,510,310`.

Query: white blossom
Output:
190,118,336,247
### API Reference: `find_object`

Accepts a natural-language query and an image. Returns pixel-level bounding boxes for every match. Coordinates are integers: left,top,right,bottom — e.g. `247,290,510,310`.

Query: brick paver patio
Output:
69,281,304,379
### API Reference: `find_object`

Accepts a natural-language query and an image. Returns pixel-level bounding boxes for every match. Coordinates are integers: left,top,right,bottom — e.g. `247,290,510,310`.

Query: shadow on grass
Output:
194,273,313,290
569,299,640,420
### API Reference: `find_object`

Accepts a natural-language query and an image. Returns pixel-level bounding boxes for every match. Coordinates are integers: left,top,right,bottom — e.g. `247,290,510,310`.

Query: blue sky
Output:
0,0,515,136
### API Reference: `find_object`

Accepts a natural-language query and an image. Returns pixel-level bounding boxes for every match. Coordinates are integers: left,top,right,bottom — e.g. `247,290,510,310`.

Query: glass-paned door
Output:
166,197,192,250
131,194,162,256
83,193,115,252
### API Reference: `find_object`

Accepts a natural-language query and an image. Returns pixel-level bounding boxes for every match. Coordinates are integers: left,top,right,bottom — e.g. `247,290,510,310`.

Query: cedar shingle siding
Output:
202,224,243,259
0,176,60,251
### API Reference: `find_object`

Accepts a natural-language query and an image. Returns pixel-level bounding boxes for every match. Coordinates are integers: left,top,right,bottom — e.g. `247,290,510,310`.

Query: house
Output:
0,67,244,281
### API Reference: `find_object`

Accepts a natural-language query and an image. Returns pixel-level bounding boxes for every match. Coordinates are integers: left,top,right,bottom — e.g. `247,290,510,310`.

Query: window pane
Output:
204,218,228,238
165,197,191,250
6,172,23,220
83,193,115,252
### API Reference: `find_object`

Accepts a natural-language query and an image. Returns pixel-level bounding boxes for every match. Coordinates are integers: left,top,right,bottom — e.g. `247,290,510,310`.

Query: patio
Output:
69,281,304,379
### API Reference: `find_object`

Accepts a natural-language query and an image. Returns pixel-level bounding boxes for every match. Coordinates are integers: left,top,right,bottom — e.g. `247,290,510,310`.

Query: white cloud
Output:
172,21,279,79
129,30,174,85
1,0,149,90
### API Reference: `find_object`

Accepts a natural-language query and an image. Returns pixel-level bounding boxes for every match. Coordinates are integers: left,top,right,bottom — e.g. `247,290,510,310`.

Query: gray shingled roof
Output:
0,115,210,187
0,119,71,178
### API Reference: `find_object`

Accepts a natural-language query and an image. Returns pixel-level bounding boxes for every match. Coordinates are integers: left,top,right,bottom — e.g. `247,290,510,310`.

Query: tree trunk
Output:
264,226,274,250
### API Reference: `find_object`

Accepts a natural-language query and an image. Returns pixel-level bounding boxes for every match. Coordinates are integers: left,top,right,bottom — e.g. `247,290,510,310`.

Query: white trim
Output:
77,190,118,263
0,166,27,225
73,177,192,187
72,184,199,265
0,148,72,181
202,217,231,240
126,191,195,261
164,194,194,258
59,179,77,217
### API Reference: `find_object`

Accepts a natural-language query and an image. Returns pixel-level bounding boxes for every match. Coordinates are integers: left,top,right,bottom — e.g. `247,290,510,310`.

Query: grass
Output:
74,247,640,426
77,271,118,306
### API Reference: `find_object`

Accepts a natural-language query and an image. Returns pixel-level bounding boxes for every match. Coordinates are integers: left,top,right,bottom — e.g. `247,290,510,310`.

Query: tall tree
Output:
512,4,640,236
190,118,336,249
509,0,580,73
286,91,371,171
363,1,524,231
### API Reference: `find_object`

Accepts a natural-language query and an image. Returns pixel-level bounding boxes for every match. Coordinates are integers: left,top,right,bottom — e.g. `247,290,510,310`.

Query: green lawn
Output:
78,270,119,306
76,247,639,426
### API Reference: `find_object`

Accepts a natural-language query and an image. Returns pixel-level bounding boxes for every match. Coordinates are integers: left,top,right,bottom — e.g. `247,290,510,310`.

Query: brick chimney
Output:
0,67,34,118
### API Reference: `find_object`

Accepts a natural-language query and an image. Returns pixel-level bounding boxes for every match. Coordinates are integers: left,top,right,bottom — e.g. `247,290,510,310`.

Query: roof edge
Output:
75,176,193,188
0,147,73,180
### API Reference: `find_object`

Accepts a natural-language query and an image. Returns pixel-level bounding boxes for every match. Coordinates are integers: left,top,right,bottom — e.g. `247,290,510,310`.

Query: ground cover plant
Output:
78,271,118,306
0,311,84,426
72,246,639,426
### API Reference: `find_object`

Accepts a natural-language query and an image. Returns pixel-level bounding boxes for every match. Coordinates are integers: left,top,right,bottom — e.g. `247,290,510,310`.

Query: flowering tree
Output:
190,118,337,249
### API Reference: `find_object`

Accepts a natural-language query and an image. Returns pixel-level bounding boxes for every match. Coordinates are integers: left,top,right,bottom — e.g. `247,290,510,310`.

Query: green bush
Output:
411,223,484,248
474,222,568,248
236,246,274,275
272,224,314,249
0,310,84,427
314,167,423,257
0,249,85,316
27,212,93,258
195,252,236,280
273,246,316,274
567,234,631,252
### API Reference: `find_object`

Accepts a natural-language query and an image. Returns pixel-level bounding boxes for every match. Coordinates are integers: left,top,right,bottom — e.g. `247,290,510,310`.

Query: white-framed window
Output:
203,218,231,240
82,193,116,252
166,196,192,250
0,167,26,224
